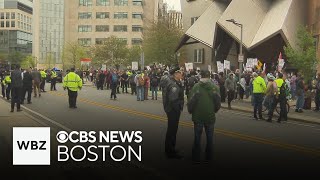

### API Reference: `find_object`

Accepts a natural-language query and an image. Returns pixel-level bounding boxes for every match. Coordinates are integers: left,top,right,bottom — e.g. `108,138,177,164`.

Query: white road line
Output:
21,105,72,132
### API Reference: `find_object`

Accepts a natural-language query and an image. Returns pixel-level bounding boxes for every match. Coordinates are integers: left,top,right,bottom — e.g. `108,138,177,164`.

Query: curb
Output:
220,105,320,125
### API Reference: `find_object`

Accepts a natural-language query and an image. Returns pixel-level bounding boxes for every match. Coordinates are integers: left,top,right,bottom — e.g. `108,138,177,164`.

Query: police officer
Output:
40,69,47,92
163,67,184,159
63,68,82,109
51,69,57,91
267,73,287,123
3,71,11,100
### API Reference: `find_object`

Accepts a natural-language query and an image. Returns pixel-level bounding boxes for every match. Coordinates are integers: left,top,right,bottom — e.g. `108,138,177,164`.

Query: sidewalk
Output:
223,97,320,125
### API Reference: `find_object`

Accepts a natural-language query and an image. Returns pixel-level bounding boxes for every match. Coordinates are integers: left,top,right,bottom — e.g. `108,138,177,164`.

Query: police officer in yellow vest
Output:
63,68,82,109
51,69,57,91
252,72,267,120
267,73,287,123
3,72,12,100
40,69,47,92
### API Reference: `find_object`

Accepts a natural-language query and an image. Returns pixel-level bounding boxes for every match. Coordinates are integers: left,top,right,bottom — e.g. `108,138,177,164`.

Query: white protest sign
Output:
253,58,258,66
246,58,254,68
224,60,230,70
146,66,151,71
217,61,224,73
185,63,193,71
208,65,212,72
101,65,107,71
278,59,285,71
132,62,138,70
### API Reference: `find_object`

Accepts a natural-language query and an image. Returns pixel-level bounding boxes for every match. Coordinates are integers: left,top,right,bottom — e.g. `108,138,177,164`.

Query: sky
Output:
164,0,181,11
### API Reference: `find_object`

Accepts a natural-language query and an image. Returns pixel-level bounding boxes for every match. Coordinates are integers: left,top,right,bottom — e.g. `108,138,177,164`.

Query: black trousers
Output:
97,81,104,90
131,84,136,95
22,86,32,103
11,87,22,110
220,86,226,102
165,110,181,155
121,81,128,93
227,90,235,106
239,87,245,100
1,84,5,97
268,97,287,121
315,91,320,110
110,83,117,99
68,89,78,108
40,79,46,91
6,84,11,100
51,78,57,91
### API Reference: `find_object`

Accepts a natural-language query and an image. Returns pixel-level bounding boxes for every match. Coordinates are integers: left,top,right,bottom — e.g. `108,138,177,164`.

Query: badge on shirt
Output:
172,87,177,93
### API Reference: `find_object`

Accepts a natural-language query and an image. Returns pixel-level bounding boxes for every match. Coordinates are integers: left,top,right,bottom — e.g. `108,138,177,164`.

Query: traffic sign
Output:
238,55,244,62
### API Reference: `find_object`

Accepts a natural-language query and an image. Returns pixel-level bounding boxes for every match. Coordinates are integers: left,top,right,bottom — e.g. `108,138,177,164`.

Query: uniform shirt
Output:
253,76,266,94
11,70,23,88
63,72,82,91
164,78,184,113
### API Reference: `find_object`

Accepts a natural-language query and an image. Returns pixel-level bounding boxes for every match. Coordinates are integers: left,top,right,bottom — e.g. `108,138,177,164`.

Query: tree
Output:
92,36,129,69
127,45,142,66
143,18,184,65
0,52,7,63
45,53,55,70
284,26,319,82
8,51,25,66
21,55,36,69
62,42,87,70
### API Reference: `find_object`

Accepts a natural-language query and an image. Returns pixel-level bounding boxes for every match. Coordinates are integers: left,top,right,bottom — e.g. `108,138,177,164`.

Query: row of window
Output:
0,21,32,31
79,12,143,19
79,0,142,7
78,37,142,46
78,25,142,32
0,12,32,24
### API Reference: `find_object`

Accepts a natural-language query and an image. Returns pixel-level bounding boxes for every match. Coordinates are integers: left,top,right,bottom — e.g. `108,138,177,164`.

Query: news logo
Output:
13,127,50,165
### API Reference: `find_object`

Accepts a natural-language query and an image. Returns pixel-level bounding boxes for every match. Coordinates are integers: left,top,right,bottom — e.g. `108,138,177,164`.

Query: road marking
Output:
48,91,320,157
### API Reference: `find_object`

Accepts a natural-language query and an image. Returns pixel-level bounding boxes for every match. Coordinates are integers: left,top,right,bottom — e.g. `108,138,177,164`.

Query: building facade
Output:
0,0,33,60
308,0,320,72
167,10,182,29
33,0,64,68
64,0,160,48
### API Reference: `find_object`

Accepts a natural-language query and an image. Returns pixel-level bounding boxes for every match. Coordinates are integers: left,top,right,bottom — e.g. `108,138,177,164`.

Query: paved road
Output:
2,83,320,179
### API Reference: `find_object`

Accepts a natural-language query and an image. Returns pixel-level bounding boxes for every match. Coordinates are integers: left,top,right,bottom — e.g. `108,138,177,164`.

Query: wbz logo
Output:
13,127,50,165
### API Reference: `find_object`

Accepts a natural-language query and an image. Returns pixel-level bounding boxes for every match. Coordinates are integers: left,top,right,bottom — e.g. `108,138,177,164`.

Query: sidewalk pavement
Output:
224,98,320,125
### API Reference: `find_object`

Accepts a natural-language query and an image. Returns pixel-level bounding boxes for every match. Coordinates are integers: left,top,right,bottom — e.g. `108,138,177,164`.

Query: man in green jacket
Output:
188,71,221,163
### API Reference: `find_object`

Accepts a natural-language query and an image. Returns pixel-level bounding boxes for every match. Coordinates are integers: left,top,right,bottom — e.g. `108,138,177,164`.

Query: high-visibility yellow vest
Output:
40,71,47,78
4,75,11,85
63,72,82,91
275,78,284,95
51,71,57,78
253,76,266,93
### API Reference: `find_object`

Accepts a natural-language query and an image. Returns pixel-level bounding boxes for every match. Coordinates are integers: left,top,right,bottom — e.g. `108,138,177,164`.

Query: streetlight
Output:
226,19,243,78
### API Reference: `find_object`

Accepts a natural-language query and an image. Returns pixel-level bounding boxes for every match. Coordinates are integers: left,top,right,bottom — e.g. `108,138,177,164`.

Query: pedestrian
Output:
129,71,137,95
224,73,237,109
186,71,198,98
144,72,150,100
187,71,221,163
135,71,145,101
239,74,246,100
264,74,277,112
3,71,11,100
10,65,23,112
1,71,5,98
163,67,184,159
295,74,305,113
63,68,82,108
40,69,47,92
50,69,57,91
150,72,160,100
267,73,287,123
97,70,105,90
314,73,320,111
252,72,266,120
31,68,41,97
21,67,33,104
121,71,129,93
218,72,226,102
110,69,118,100
290,73,297,100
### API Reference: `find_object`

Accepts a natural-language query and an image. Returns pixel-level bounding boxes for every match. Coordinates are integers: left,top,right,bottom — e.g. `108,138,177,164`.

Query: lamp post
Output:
226,19,243,78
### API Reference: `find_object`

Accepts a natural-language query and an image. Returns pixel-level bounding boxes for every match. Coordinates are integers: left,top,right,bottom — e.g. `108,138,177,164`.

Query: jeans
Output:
151,86,158,100
296,93,305,110
253,93,264,118
192,122,214,161
137,86,144,101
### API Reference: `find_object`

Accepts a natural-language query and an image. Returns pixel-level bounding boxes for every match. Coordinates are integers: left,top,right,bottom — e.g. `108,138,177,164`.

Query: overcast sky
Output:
164,0,181,11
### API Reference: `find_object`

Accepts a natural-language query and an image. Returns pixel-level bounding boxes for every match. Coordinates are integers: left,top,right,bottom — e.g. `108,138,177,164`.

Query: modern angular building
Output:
0,0,33,59
177,0,308,72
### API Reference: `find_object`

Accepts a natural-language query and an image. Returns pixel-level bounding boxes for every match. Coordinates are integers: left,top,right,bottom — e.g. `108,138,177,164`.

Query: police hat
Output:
169,66,181,75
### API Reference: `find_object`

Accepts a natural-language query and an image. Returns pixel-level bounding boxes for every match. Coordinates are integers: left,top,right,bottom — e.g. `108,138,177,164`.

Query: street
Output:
1,83,320,179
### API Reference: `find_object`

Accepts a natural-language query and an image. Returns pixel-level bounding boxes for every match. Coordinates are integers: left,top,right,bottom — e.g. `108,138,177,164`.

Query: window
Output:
6,21,10,27
17,13,20,20
78,38,91,46
17,21,20,28
96,25,109,32
11,13,15,19
78,12,92,19
132,38,142,45
194,49,204,63
132,13,143,19
0,21,4,27
114,25,127,32
78,25,92,32
97,0,110,6
132,25,142,32
114,12,128,19
6,13,10,19
0,13,4,19
96,12,109,19
118,38,127,44
79,0,93,6
133,0,142,6
95,38,107,44
191,17,198,25
11,21,15,27
114,0,128,6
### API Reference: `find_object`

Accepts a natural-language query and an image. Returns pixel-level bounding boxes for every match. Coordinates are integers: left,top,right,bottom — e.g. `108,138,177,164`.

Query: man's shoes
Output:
73,106,77,109
253,116,258,120
17,109,22,112
298,109,303,113
192,160,201,165
27,101,32,104
266,119,272,123
34,95,37,97
39,94,41,97
10,109,14,112
166,153,184,159
295,109,299,112
259,117,265,120
277,120,281,123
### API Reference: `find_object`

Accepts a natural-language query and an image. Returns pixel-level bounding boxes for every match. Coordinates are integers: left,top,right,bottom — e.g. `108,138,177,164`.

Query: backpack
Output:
279,82,289,99
151,76,158,86
112,74,118,83
138,75,145,86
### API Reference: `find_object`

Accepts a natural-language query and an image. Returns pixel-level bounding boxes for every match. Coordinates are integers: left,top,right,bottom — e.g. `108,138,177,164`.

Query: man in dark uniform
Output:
10,65,23,112
21,67,33,104
163,67,184,159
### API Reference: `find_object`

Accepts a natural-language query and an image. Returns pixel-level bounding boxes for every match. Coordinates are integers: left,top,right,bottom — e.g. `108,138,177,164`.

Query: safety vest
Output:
51,71,57,78
4,75,11,85
63,72,82,91
275,78,284,95
253,76,266,93
40,71,47,78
